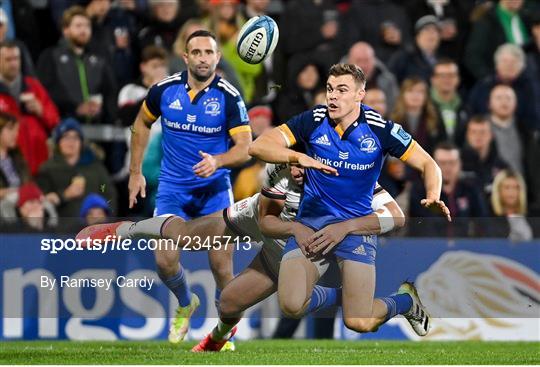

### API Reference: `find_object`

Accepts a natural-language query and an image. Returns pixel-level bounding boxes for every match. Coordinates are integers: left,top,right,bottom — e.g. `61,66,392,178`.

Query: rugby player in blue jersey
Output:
127,30,252,345
249,63,451,336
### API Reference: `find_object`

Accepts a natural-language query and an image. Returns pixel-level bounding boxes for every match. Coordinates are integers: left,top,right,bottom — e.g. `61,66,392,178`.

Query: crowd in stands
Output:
0,0,539,239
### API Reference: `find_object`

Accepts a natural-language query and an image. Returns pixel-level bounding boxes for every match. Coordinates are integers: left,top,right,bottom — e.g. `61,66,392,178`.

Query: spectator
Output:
467,43,540,127
0,112,29,201
280,0,340,69
205,0,268,103
13,182,58,232
169,19,243,94
388,15,441,83
80,193,110,225
465,0,530,80
118,45,169,127
0,41,60,175
488,84,525,175
85,0,138,87
404,0,473,60
344,42,399,111
37,6,117,125
276,56,323,122
242,0,270,19
117,45,169,216
460,115,508,199
390,77,446,154
490,169,533,242
363,88,388,118
341,0,412,63
232,105,272,200
0,8,36,76
36,118,117,218
138,0,187,52
409,142,489,237
525,15,540,84
429,58,468,144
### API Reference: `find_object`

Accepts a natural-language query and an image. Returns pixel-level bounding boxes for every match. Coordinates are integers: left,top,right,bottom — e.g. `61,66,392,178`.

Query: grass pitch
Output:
1,340,538,365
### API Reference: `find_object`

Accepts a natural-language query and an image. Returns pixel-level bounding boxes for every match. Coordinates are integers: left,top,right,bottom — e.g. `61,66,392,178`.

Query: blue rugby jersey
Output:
142,71,251,189
279,104,415,229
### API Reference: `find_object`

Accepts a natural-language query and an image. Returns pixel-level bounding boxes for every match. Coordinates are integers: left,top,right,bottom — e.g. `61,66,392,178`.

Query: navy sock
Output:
307,286,342,314
159,267,191,307
380,294,413,320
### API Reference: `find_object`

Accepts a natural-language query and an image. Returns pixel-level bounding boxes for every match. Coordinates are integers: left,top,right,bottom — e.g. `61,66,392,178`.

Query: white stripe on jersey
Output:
366,117,386,128
217,79,240,97
157,72,182,87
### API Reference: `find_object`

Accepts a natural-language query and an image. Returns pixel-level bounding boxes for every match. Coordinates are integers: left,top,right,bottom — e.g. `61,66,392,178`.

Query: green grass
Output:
1,340,538,364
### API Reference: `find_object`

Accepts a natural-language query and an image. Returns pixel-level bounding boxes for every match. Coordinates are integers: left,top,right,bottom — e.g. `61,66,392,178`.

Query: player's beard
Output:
190,63,215,82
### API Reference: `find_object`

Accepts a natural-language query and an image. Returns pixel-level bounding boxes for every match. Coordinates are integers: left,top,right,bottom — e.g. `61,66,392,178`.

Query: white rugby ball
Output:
236,15,279,64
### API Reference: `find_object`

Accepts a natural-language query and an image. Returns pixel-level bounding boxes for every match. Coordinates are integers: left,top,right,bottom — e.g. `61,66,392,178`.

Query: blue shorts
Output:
283,233,377,264
155,181,233,219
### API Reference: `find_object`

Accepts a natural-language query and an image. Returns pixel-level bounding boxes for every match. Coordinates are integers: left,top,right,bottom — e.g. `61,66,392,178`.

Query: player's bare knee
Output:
218,293,243,318
343,318,377,333
279,299,307,319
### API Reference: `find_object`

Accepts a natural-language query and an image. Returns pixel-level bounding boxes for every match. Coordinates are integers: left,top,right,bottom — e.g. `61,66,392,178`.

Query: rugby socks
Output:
380,294,413,320
159,267,192,307
117,216,174,239
211,319,237,342
307,286,342,314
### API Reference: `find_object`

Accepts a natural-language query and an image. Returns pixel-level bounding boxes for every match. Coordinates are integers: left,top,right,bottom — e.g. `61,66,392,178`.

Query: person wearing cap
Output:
36,118,117,218
0,40,60,175
388,15,442,84
80,193,111,225
5,182,58,232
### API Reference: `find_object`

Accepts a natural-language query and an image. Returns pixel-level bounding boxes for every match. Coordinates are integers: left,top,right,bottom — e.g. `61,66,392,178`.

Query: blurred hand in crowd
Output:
20,92,43,117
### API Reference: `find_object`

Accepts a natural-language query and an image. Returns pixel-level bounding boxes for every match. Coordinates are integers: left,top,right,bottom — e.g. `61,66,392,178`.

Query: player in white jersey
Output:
76,164,404,350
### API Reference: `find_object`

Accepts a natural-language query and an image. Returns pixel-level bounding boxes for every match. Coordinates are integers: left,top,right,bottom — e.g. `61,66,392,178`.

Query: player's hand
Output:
128,172,146,208
306,222,348,255
291,222,315,256
193,151,220,178
297,153,338,176
421,197,452,222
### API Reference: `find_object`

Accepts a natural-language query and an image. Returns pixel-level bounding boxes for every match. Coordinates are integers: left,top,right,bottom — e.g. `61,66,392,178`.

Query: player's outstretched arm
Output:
404,144,452,221
128,107,154,208
306,189,406,255
249,128,338,175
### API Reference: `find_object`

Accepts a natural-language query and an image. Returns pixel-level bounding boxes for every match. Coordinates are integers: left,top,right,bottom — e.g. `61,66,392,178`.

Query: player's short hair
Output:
185,30,217,51
467,115,489,126
328,63,366,89
434,57,458,70
141,45,168,63
62,6,89,29
434,141,460,155
0,40,19,53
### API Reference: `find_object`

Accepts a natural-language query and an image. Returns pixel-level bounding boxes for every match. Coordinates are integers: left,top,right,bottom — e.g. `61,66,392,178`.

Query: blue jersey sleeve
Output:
369,119,415,160
279,106,326,147
225,92,251,135
143,81,169,120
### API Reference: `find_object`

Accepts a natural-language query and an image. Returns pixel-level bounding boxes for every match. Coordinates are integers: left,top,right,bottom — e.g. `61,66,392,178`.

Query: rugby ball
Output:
236,15,279,64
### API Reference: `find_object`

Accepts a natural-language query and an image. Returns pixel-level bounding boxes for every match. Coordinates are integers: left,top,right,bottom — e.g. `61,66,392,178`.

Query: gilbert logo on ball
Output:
236,15,279,64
